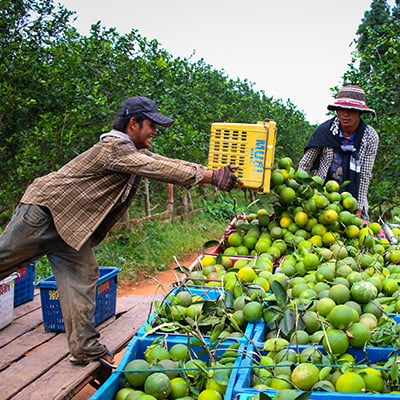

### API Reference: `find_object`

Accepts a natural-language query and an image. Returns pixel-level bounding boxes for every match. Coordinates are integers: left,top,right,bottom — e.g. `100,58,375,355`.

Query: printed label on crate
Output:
97,280,110,296
48,289,59,300
0,281,13,295
250,139,266,173
16,267,26,281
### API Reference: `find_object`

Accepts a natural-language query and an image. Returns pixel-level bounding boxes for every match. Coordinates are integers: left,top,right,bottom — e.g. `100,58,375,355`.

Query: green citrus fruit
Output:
169,343,189,361
175,291,193,307
358,368,384,393
242,301,263,322
227,232,242,247
170,377,189,399
291,363,319,390
327,304,356,329
237,266,257,283
351,281,378,303
280,187,296,203
125,359,152,388
322,328,349,356
348,322,371,348
115,388,135,400
156,359,179,379
198,389,222,400
329,284,351,304
335,371,365,392
316,297,336,317
144,372,172,400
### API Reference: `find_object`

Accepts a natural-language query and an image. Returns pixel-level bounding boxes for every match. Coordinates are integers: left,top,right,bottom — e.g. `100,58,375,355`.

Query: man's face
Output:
131,118,157,149
337,108,361,134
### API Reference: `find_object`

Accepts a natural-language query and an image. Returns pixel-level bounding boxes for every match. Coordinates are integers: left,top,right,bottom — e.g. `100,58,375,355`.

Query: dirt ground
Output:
72,253,197,400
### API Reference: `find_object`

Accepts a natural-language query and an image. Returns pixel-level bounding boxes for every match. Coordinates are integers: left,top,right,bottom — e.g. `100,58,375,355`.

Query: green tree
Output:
0,0,313,225
343,0,400,218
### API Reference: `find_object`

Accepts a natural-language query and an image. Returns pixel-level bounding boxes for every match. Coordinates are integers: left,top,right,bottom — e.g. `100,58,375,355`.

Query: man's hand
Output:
211,165,242,192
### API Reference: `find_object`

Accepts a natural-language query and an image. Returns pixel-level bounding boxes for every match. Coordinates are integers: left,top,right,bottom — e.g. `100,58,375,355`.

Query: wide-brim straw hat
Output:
327,85,376,116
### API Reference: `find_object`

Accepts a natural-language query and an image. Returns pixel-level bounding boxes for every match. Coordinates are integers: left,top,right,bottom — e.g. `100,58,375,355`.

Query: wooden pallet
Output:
0,290,162,400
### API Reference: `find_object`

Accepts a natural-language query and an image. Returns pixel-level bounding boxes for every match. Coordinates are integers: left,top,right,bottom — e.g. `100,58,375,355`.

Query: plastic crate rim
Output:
1,272,20,286
34,266,121,289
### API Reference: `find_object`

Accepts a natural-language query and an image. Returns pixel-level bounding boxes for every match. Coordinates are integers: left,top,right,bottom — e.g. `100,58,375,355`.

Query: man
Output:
298,85,379,221
0,96,241,366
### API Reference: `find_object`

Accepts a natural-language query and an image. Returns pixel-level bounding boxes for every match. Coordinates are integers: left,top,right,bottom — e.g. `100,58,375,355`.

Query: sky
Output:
58,0,390,125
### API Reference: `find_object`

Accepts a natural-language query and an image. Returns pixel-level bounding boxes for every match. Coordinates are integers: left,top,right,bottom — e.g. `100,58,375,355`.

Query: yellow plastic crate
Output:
207,120,277,193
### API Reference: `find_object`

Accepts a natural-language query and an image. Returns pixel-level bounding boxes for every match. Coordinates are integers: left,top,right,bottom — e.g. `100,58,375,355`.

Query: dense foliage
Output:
342,0,400,219
0,0,313,226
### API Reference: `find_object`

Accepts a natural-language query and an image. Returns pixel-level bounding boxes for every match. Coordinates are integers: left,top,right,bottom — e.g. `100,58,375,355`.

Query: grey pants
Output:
0,204,107,362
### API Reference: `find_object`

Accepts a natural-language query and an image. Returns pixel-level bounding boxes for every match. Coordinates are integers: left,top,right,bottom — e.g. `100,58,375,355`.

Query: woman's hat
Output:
327,85,376,116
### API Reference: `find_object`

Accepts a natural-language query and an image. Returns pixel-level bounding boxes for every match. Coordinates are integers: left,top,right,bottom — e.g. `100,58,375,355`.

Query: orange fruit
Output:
144,372,172,399
322,328,349,356
242,301,263,322
335,372,365,392
280,187,296,203
227,232,242,247
342,196,358,212
324,209,338,224
169,343,189,361
170,377,189,399
198,389,222,400
294,211,309,227
325,180,340,193
348,322,371,348
327,304,355,329
291,363,319,390
237,266,257,283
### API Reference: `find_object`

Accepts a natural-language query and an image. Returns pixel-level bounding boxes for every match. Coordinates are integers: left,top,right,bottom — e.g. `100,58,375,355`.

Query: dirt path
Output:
116,253,197,297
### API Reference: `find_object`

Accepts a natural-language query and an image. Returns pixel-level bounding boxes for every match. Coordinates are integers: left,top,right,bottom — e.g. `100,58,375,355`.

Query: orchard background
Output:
1,0,399,228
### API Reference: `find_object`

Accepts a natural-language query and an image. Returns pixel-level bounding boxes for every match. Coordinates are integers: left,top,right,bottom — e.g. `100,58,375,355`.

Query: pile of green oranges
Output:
247,339,398,396
114,341,241,400
181,156,400,395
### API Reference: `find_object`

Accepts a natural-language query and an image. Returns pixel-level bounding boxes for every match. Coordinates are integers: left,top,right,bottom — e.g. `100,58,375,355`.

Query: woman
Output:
298,85,379,221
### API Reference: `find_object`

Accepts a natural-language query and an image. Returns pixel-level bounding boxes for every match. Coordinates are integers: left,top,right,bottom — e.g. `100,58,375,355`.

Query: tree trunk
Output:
167,183,174,221
182,191,188,221
144,178,150,216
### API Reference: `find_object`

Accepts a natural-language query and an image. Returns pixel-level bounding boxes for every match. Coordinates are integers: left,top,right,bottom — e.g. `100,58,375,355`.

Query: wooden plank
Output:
13,293,41,320
1,333,68,400
0,325,57,371
0,294,149,370
12,296,154,400
0,308,44,348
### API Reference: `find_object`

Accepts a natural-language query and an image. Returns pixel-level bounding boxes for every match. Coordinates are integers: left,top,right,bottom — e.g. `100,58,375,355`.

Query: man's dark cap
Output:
116,96,174,127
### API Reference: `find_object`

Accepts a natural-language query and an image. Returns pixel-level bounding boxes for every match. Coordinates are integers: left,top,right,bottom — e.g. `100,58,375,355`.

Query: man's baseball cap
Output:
116,96,174,127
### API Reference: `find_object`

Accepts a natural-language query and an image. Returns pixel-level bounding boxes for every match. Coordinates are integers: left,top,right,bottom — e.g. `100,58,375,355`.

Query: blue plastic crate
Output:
252,319,400,351
233,343,400,400
35,267,121,332
89,334,246,400
14,262,36,307
136,285,257,342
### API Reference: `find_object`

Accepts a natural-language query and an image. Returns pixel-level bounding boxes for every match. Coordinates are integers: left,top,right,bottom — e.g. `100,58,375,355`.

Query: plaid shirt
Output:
21,130,206,250
298,118,379,212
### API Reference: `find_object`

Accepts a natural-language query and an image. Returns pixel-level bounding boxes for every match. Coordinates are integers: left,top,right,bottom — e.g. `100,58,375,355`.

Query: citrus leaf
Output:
271,280,287,305
210,326,224,343
279,308,297,336
319,366,332,380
